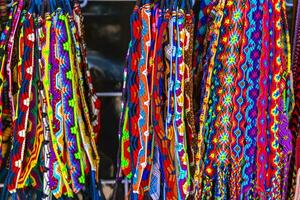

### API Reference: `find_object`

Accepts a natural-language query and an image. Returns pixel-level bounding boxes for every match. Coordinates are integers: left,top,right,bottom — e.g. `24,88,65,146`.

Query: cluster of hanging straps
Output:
2,0,88,10
135,0,193,12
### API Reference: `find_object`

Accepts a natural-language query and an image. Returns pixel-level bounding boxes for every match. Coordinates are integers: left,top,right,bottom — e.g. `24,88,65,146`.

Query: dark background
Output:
83,1,135,180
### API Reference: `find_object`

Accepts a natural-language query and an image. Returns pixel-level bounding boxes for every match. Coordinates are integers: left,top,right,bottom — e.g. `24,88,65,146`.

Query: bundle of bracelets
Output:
0,1,102,200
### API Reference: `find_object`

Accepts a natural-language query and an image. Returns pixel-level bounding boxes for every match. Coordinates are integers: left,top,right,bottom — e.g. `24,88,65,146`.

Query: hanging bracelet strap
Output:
74,4,101,143
119,37,131,180
17,16,44,190
196,1,225,197
0,2,16,169
183,11,196,195
73,6,101,183
192,0,215,114
119,5,141,180
149,5,162,200
39,13,52,200
116,5,131,186
7,12,34,193
70,12,100,187
5,0,24,122
277,0,293,197
69,13,102,199
265,0,276,194
254,0,270,197
117,8,136,185
131,4,151,196
60,13,85,193
0,1,20,176
126,5,142,182
268,0,283,197
218,0,246,197
48,10,73,198
291,0,300,196
146,2,161,200
155,10,178,200
174,9,190,199
236,0,261,196
142,3,159,195
212,0,248,196
73,5,101,185
163,10,178,200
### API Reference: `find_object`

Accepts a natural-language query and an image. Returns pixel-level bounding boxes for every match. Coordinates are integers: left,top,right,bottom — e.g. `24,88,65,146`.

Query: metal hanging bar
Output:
96,92,122,97
286,2,293,7
80,0,88,7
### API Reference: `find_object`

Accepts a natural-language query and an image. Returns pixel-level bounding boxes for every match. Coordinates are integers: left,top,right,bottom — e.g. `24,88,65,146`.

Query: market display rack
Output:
0,0,295,200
